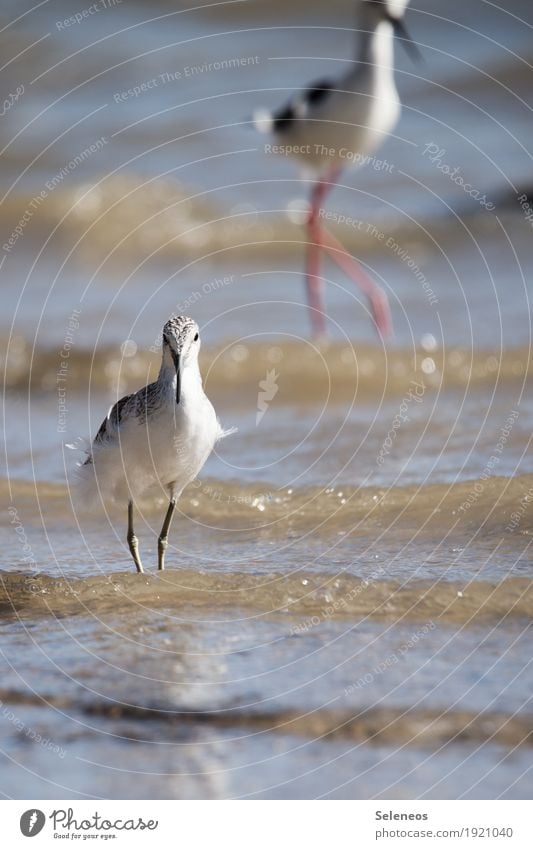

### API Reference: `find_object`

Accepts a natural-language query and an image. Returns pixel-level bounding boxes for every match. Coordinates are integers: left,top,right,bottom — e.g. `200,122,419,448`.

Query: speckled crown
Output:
162,316,197,349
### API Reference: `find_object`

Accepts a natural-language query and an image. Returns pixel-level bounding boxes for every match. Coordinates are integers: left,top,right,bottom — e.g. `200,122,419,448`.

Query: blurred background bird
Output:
254,0,420,338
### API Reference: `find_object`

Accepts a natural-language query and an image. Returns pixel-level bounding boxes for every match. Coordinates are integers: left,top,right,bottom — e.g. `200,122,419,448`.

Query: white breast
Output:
270,20,401,174
135,390,219,499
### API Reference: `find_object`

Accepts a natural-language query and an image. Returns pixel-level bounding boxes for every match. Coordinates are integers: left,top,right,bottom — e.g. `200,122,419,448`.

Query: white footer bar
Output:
3,800,531,848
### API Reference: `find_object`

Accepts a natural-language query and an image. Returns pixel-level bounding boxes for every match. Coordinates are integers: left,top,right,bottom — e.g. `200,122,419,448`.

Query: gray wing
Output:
83,392,136,465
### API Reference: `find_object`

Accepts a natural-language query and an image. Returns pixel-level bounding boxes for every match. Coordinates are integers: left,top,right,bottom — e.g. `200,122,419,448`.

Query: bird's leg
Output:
305,176,336,338
305,232,324,338
316,222,392,337
158,497,176,571
308,166,392,338
127,500,144,574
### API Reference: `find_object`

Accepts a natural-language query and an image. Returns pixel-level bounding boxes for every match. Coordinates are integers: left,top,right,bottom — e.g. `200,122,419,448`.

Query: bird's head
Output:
161,315,201,403
362,0,421,62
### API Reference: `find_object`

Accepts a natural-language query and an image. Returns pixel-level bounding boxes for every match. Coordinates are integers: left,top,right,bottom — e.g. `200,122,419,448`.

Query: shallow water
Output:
1,0,533,799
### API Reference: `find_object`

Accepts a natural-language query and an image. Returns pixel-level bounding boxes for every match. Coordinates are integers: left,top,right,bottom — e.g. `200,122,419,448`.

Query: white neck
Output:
354,18,396,81
371,20,395,71
180,360,203,399
159,344,203,401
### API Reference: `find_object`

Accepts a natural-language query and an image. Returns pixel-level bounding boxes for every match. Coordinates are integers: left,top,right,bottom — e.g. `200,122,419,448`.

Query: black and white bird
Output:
79,316,230,573
254,0,420,338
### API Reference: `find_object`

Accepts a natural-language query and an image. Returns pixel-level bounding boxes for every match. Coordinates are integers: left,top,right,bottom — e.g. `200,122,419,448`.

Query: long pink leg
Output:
306,168,393,338
305,184,328,338
316,222,392,337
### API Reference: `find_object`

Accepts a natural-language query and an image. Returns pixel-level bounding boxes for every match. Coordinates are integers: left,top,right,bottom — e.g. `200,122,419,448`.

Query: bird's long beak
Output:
390,16,422,63
170,350,181,404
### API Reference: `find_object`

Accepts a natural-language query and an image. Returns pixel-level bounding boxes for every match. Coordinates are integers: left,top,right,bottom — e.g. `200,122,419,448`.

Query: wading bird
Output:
79,316,229,572
254,0,420,337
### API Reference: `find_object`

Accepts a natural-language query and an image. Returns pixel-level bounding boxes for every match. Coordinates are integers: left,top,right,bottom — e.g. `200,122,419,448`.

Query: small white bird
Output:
79,316,229,573
254,0,420,338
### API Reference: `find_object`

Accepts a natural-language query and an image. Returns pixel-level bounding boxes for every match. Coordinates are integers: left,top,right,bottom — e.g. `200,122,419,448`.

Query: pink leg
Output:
316,222,392,337
305,224,326,338
305,168,393,338
305,187,328,338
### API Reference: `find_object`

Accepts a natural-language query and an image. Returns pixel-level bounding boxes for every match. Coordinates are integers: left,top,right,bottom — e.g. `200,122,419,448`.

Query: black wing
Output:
273,102,296,132
305,78,334,105
273,78,334,133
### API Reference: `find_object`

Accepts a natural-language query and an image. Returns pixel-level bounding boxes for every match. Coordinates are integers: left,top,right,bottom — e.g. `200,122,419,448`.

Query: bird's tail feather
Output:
217,424,238,441
67,437,119,513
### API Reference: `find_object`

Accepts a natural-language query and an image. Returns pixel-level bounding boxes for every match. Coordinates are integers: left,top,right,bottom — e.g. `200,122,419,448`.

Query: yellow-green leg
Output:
127,500,144,573
158,498,176,571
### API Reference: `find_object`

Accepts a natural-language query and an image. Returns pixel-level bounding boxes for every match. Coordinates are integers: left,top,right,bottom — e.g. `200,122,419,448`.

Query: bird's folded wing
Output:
82,392,137,464
94,392,136,444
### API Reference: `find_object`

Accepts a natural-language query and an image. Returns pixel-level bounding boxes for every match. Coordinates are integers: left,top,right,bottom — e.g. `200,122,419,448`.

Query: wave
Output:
4,338,532,400
3,471,533,534
0,174,300,263
1,561,532,624
0,171,524,267
0,684,531,748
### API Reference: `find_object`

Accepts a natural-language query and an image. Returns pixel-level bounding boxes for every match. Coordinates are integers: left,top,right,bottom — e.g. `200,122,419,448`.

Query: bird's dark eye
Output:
194,332,199,341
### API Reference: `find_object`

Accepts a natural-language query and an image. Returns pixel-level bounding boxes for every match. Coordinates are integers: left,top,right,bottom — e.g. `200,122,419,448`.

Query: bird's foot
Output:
157,538,168,571
127,533,144,573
